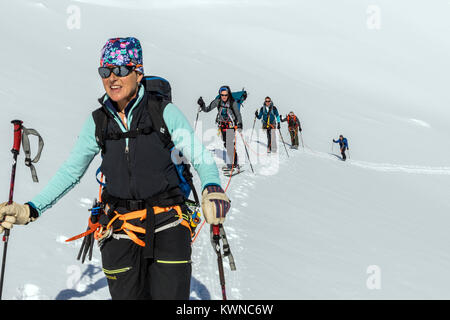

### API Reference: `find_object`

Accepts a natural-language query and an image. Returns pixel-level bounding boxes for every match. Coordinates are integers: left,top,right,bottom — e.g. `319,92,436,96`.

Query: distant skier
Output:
255,97,281,153
198,86,243,171
281,111,302,149
333,135,349,161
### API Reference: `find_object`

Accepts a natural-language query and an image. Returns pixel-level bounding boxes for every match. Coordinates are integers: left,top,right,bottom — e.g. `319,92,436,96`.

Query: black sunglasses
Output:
98,65,136,79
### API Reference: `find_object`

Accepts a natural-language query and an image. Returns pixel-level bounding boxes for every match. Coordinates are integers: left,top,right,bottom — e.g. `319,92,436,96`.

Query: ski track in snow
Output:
349,160,450,175
299,144,450,176
241,132,450,176
408,118,431,128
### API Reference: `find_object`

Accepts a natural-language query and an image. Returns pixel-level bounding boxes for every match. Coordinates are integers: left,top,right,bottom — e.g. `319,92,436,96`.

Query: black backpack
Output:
92,76,199,204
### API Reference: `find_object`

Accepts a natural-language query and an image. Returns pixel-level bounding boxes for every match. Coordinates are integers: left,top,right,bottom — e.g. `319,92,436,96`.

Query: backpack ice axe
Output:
0,120,43,299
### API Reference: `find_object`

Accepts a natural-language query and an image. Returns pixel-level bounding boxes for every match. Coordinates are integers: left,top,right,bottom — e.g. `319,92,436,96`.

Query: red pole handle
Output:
212,225,220,236
8,120,23,205
11,120,23,154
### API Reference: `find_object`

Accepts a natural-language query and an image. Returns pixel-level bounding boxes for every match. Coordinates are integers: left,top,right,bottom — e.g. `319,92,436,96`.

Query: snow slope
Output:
1,0,450,299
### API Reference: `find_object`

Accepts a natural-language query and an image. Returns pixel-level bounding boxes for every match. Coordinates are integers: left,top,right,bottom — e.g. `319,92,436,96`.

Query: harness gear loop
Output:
103,205,193,248
65,217,101,243
66,204,195,248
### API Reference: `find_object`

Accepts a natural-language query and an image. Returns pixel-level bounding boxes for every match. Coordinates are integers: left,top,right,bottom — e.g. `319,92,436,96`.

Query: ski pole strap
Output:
21,127,44,183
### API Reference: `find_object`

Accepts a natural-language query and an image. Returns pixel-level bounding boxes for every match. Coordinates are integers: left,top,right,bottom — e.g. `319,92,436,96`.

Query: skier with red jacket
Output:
281,111,302,149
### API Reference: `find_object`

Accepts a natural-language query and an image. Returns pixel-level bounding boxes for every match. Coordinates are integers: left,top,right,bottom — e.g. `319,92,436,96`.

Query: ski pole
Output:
278,128,289,157
219,224,236,271
238,131,254,174
300,131,304,149
249,115,256,142
0,120,23,299
211,224,227,300
194,107,201,131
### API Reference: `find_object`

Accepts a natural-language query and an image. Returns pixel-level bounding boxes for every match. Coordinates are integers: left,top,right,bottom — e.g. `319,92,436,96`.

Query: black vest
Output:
95,92,183,202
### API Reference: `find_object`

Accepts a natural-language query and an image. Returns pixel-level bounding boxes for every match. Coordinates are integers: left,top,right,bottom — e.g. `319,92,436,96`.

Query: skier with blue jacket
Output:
255,96,281,153
333,135,349,161
0,37,231,300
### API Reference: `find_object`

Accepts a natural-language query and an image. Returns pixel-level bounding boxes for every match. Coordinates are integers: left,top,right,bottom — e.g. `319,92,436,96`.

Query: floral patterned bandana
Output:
100,37,144,74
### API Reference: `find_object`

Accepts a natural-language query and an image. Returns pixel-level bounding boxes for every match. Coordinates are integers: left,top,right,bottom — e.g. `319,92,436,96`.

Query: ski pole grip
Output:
212,225,220,236
11,120,23,154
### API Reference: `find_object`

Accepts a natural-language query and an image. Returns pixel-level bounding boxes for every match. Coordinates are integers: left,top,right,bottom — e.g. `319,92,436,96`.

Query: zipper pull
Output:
125,145,129,154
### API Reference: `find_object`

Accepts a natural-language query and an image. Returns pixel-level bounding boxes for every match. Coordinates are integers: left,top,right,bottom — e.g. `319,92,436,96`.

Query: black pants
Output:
100,223,192,300
341,148,347,161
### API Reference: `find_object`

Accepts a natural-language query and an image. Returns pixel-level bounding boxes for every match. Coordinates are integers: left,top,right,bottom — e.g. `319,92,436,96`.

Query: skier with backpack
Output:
280,111,302,149
197,86,245,173
0,37,231,300
255,97,281,153
333,135,349,161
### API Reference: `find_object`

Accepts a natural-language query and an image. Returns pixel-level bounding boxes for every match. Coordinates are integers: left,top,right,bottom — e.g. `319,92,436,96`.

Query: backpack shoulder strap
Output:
145,95,200,203
92,107,109,154
145,96,174,150
93,95,174,152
